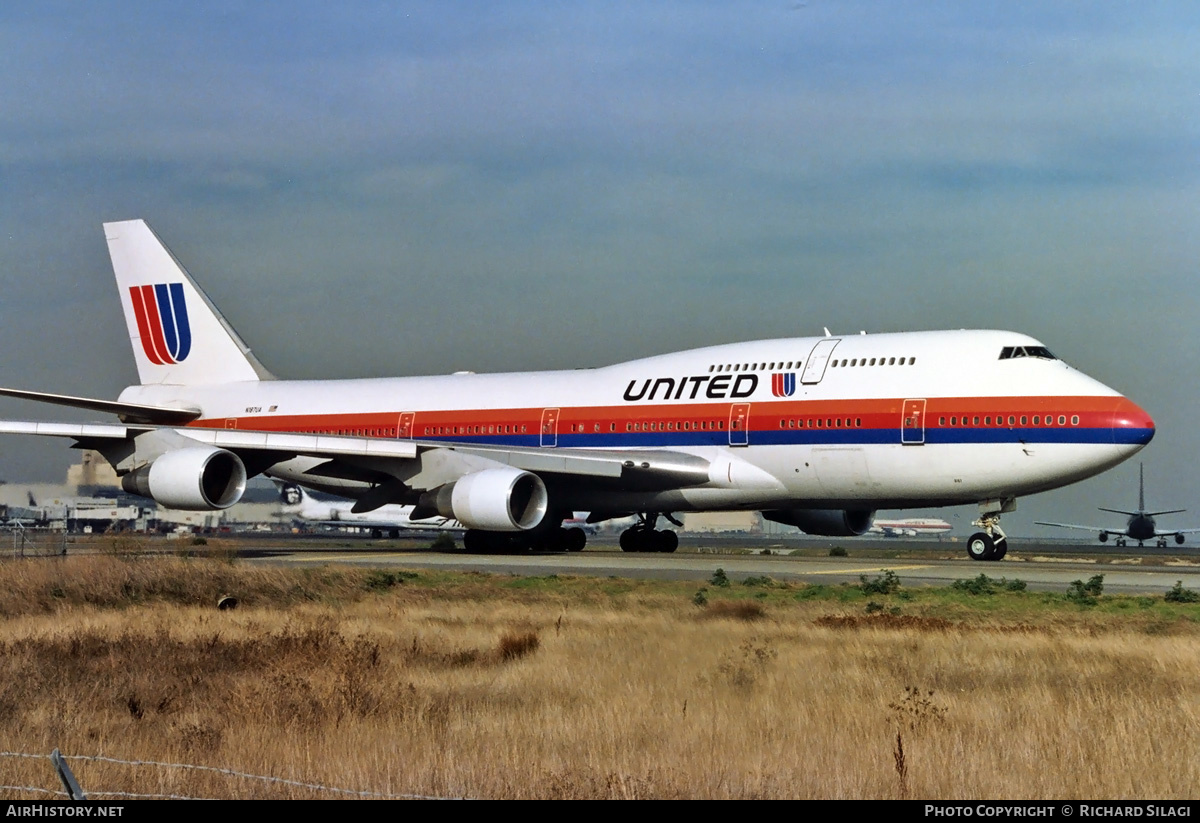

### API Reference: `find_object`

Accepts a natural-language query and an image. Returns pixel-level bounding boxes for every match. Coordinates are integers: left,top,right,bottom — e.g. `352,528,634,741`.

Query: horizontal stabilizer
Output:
0,387,200,425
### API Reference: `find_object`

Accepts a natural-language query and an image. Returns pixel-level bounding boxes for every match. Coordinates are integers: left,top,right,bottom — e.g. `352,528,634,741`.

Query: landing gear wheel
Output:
564,527,587,552
992,539,1007,561
656,530,678,553
967,532,996,561
620,529,638,552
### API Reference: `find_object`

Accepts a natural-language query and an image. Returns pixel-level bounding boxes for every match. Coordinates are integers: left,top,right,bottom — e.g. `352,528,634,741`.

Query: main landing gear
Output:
967,499,1014,562
619,513,680,553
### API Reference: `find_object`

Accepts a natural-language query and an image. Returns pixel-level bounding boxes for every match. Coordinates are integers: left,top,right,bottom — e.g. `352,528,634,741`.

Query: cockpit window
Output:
999,346,1056,361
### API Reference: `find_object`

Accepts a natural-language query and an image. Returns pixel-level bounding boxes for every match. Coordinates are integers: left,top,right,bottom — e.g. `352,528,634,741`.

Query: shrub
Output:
829,546,848,557
952,574,1025,596
692,588,708,607
704,600,767,621
1067,574,1104,605
953,574,996,596
860,570,901,595
1165,581,1200,603
430,532,456,551
364,570,417,591
710,568,731,588
497,630,540,661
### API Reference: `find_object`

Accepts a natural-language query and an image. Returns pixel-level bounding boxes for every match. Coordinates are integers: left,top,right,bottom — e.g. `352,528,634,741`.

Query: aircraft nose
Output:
1110,398,1154,446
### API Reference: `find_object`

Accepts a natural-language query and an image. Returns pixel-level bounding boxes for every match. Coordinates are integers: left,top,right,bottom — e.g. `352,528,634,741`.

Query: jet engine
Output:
425,467,548,531
762,508,875,537
121,447,248,510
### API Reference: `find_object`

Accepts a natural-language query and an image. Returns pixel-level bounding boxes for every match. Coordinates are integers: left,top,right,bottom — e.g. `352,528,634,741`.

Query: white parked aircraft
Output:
869,518,953,537
0,221,1155,560
1036,463,1199,548
274,481,468,540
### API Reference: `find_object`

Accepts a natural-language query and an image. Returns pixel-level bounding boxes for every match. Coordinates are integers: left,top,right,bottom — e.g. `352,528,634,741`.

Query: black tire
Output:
967,532,995,561
564,527,587,552
992,539,1007,561
463,530,484,553
620,529,637,552
656,530,678,553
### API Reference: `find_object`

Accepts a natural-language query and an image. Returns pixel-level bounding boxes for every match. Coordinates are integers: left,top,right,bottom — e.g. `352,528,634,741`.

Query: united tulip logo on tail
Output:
129,283,192,364
771,372,796,397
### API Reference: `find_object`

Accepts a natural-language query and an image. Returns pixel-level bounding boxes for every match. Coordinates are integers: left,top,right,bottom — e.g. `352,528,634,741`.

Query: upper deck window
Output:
999,346,1057,361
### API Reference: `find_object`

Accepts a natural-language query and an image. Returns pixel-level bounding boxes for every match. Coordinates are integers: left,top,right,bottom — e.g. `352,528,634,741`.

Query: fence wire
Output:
1,750,467,800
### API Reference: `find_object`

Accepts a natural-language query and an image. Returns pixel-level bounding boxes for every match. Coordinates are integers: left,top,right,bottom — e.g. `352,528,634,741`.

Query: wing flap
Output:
0,421,136,439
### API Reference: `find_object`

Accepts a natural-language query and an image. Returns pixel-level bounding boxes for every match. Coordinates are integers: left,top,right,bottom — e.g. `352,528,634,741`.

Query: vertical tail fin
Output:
104,220,274,385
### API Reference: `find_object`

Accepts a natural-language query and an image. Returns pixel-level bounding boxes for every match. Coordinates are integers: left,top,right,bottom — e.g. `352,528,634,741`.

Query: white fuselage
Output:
120,329,1154,514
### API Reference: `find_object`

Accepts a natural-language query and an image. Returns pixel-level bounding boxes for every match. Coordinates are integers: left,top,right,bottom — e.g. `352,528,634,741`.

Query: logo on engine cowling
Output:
129,283,191,365
623,374,758,402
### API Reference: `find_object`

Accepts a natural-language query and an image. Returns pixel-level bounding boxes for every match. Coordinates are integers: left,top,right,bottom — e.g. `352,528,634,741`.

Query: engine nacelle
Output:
426,468,548,531
762,508,875,537
1176,533,1186,545
121,447,247,510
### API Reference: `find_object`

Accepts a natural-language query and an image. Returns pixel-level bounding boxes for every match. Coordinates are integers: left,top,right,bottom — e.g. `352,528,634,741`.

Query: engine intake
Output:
425,468,548,531
121,447,247,510
762,508,875,537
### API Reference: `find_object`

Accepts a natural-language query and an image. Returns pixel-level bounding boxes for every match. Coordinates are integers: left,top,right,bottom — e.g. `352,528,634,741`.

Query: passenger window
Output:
1071,415,1079,425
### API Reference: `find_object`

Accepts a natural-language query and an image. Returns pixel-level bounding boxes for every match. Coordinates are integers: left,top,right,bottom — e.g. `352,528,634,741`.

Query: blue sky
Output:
1,2,1197,534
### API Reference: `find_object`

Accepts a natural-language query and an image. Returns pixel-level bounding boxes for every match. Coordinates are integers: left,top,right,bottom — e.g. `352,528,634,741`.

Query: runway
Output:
248,535,1200,595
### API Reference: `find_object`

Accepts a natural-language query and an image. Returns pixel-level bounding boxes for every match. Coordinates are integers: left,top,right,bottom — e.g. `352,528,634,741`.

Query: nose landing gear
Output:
967,499,1013,561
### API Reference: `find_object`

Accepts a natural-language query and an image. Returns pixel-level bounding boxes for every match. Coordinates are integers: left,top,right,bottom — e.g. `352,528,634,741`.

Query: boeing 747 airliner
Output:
0,220,1154,560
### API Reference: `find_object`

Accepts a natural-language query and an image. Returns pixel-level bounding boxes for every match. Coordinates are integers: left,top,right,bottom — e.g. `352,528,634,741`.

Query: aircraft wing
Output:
0,421,418,460
1034,520,1126,536
0,420,715,497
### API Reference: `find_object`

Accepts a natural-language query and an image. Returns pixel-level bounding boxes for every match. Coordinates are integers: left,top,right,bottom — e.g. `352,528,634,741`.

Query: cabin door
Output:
729,403,750,447
901,399,927,445
540,408,560,447
396,412,415,439
801,339,841,384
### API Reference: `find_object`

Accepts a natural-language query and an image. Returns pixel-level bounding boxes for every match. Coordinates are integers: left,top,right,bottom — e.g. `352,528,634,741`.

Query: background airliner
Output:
1037,463,1199,547
275,480,592,547
869,518,953,537
0,221,1154,560
274,481,467,539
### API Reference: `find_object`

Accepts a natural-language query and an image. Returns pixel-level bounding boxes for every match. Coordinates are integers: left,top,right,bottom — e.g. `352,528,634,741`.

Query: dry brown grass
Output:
1,554,1198,799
